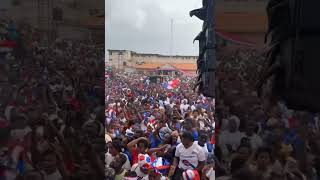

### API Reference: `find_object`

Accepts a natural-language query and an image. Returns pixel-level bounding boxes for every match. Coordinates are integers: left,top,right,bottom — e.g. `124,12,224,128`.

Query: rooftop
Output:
108,49,198,58
135,63,197,71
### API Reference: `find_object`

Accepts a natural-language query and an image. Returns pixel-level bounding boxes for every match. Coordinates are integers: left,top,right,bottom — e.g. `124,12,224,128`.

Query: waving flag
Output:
151,157,171,175
162,79,180,90
147,116,157,131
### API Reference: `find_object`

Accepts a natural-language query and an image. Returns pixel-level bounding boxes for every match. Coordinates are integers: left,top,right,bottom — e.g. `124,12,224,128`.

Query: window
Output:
109,59,112,61
123,62,127,66
110,52,112,55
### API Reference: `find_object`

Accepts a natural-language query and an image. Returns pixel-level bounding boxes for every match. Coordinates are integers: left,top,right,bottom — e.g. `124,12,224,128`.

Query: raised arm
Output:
127,137,148,150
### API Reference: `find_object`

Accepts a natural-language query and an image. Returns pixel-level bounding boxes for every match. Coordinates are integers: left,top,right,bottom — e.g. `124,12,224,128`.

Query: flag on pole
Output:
162,79,180,89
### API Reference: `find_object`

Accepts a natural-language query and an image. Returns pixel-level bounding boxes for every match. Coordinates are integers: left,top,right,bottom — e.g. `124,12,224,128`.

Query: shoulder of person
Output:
176,143,183,150
131,163,139,171
193,143,205,151
120,152,130,159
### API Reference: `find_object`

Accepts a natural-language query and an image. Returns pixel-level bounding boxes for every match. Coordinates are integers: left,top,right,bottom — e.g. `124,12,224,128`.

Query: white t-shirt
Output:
206,168,215,180
140,121,148,132
105,152,131,171
131,164,149,179
194,141,209,159
246,134,263,151
159,100,164,107
175,143,206,170
191,105,196,111
164,98,170,105
180,104,190,115
169,103,175,108
120,118,127,124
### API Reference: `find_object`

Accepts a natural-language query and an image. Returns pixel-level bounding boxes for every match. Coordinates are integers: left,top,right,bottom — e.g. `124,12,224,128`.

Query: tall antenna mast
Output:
170,18,173,57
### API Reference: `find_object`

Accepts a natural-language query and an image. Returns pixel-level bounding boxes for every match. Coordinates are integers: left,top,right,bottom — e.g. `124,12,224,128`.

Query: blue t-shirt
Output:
149,133,161,148
193,130,199,141
206,142,213,152
123,149,132,162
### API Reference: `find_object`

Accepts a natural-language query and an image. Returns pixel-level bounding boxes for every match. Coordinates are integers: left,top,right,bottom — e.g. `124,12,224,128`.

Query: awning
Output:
157,67,176,71
216,30,255,46
157,64,177,71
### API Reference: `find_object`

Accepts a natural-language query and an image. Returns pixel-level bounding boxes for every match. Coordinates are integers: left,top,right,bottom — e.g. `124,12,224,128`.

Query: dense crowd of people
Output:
215,46,320,180
0,20,105,180
105,70,215,180
3,16,320,180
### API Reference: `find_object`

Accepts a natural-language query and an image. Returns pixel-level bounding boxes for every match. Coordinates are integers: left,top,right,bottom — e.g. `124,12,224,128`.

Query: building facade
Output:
4,0,104,43
215,0,268,46
107,50,197,75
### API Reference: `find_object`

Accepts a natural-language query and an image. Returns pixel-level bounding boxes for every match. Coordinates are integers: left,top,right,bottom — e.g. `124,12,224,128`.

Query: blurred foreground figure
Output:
258,0,320,112
190,0,216,98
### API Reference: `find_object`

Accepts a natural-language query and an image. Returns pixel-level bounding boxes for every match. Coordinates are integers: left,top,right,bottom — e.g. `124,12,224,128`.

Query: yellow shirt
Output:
115,169,127,180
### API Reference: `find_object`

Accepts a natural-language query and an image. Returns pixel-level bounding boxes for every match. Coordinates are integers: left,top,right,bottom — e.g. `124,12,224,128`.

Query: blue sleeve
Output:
176,123,181,130
149,133,161,148
124,150,132,162
206,142,213,152
193,131,198,141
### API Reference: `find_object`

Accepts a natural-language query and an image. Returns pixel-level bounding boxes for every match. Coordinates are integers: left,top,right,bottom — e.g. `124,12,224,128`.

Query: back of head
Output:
181,131,194,142
105,167,115,180
111,139,123,153
124,171,138,179
230,157,247,175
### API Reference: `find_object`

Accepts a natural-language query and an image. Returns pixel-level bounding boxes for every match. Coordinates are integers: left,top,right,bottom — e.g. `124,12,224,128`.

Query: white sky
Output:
106,0,202,56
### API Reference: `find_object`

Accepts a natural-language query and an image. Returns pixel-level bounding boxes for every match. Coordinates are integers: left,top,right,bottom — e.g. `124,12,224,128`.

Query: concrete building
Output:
3,0,104,43
107,50,197,76
215,0,268,46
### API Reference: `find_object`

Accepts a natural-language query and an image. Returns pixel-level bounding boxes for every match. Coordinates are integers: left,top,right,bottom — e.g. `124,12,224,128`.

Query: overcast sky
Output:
106,0,202,56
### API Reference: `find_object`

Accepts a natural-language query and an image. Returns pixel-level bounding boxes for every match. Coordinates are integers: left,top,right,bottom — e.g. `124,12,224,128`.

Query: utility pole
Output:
170,18,173,57
118,52,120,69
118,51,123,70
